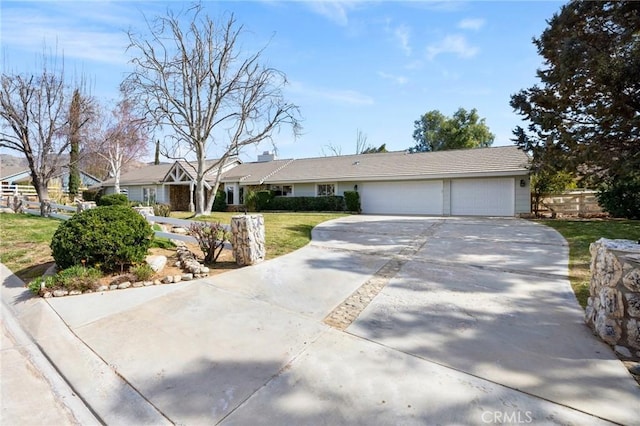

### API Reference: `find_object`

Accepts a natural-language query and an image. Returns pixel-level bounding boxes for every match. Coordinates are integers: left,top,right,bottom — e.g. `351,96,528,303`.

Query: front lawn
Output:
0,213,62,281
539,219,640,308
0,211,347,282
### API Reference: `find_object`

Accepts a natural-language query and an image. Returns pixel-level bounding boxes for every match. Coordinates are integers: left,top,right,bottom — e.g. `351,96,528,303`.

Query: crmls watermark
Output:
481,410,534,424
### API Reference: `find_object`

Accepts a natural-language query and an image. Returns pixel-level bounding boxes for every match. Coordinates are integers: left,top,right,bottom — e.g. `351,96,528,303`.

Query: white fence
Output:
14,201,234,245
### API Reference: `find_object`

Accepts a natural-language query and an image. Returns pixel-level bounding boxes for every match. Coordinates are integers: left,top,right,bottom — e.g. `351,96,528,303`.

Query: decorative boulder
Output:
145,255,167,273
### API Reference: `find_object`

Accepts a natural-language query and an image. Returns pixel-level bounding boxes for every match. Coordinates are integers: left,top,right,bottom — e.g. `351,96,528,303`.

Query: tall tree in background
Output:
0,54,74,216
410,107,494,152
125,5,301,215
67,87,93,198
154,139,160,165
510,1,639,218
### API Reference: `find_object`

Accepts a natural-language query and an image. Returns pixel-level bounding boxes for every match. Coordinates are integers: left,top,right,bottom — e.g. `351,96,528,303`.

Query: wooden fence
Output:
535,190,604,217
0,182,87,200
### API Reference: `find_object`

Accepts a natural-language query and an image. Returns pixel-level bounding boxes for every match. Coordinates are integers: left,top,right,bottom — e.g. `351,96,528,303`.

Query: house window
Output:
143,187,156,205
226,186,234,204
270,185,293,196
317,183,335,197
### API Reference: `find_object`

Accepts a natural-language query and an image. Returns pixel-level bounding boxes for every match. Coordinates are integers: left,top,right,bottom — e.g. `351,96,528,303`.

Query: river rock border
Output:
40,241,210,298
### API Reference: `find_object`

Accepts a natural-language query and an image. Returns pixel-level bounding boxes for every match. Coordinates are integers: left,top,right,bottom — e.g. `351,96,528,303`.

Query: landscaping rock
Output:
97,285,108,292
145,255,168,273
629,363,640,375
117,281,132,290
615,345,633,358
53,290,68,297
181,273,193,281
163,276,174,284
172,227,188,234
109,285,118,291
173,275,182,283
43,292,52,298
153,279,162,285
132,282,144,288
143,281,153,286
69,290,82,296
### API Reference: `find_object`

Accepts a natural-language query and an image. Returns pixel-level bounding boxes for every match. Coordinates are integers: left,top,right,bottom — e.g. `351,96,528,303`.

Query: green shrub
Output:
153,203,171,217
597,173,640,219
28,266,102,294
131,263,155,281
255,190,274,211
51,205,154,272
97,193,129,206
244,189,257,211
212,190,227,212
82,189,102,202
266,196,345,212
343,191,361,213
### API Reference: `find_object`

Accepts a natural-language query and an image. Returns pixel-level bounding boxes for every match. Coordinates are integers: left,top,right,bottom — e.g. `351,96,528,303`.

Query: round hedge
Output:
51,206,154,272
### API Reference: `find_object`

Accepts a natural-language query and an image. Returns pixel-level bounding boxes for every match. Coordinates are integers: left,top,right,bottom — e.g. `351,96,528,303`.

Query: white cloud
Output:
458,18,486,31
377,71,408,85
426,34,479,60
289,81,374,105
1,5,133,66
306,1,354,26
394,24,412,56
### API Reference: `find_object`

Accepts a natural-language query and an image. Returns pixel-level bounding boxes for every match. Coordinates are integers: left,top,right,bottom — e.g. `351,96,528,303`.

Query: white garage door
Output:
361,180,443,215
451,178,515,216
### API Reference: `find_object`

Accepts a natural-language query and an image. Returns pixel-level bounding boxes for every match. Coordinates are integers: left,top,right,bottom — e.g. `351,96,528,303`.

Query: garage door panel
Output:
451,178,514,216
361,181,443,215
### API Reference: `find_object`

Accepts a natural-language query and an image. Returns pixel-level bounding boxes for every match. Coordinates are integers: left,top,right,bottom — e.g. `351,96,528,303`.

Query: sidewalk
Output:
1,289,98,425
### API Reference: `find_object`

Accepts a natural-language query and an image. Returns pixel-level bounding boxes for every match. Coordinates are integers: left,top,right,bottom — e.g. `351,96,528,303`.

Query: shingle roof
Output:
100,163,174,186
99,158,239,187
221,145,529,185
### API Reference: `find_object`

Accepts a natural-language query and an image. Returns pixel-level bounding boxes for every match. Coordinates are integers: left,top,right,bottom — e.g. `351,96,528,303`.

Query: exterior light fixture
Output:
520,179,526,188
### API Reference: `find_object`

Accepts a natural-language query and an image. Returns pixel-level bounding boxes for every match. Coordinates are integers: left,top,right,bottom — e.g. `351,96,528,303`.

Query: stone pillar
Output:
231,214,265,266
76,201,96,214
586,238,640,360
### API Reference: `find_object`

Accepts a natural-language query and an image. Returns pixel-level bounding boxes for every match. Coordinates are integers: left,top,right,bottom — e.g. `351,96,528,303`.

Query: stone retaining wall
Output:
586,238,640,360
231,214,265,266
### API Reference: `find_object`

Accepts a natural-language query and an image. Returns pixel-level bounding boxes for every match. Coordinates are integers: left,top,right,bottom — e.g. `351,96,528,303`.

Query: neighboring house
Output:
96,157,242,211
0,164,101,196
220,146,531,217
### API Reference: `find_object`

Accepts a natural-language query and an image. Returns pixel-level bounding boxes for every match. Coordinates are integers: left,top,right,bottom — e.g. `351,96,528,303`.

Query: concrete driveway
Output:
2,216,638,425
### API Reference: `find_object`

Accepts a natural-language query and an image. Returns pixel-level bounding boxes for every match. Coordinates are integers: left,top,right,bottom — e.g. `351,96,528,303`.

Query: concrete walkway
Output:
1,216,638,425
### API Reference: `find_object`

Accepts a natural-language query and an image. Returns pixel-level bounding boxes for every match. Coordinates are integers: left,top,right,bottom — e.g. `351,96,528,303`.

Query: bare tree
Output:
322,129,386,156
355,129,368,154
0,54,71,216
88,91,150,193
124,5,301,215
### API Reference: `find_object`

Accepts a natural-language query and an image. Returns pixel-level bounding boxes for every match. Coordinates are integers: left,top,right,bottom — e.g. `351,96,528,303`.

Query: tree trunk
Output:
114,167,121,194
34,182,50,217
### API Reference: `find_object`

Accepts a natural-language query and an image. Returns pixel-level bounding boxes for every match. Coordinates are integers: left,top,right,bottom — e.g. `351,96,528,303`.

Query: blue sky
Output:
1,1,565,162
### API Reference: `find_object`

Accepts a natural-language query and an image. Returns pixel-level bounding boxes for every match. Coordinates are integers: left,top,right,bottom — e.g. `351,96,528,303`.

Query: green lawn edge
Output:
537,219,640,308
